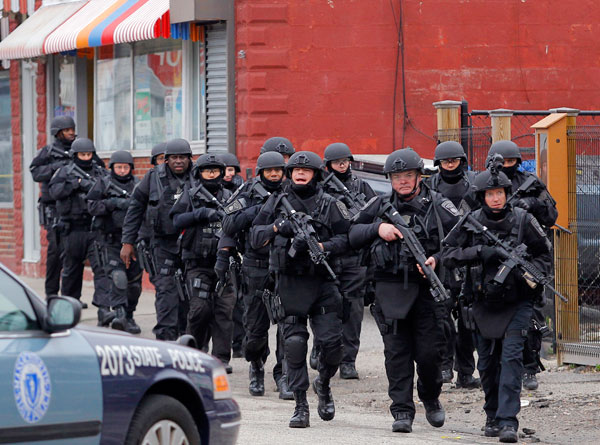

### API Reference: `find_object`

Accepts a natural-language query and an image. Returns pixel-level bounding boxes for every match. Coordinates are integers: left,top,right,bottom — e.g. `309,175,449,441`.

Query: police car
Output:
0,263,240,444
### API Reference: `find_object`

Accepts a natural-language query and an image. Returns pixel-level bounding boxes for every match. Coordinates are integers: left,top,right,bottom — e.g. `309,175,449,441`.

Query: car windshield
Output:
0,269,39,332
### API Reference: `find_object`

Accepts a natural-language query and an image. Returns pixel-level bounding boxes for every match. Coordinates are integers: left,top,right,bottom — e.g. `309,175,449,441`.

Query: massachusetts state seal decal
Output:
13,352,52,423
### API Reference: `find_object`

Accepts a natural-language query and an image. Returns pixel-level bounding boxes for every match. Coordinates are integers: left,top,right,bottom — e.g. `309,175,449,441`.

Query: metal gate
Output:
205,23,229,152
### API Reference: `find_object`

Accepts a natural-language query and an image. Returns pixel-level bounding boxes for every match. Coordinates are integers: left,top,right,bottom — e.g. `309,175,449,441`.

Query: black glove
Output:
109,197,129,210
274,218,294,237
105,198,117,211
193,207,221,223
214,249,230,282
514,197,539,212
242,205,261,222
479,245,502,263
116,198,130,210
79,178,93,192
291,236,309,253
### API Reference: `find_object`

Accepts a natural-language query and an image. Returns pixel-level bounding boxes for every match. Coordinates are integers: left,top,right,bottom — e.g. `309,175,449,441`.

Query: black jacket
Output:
30,138,72,204
87,174,139,235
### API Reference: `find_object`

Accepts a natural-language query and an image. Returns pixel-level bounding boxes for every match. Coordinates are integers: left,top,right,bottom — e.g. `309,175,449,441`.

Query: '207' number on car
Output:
95,344,166,376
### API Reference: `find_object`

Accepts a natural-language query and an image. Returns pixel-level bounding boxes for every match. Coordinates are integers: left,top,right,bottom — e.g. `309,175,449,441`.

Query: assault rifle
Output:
279,195,337,281
71,163,128,197
446,211,568,303
380,201,450,303
322,172,366,214
194,182,225,212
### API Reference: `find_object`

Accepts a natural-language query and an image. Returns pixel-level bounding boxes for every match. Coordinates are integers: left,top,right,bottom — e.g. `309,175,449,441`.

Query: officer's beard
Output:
291,176,318,198
439,165,464,184
56,135,73,149
260,173,282,192
502,164,518,179
329,166,352,182
482,203,509,221
202,177,222,194
74,156,93,170
111,169,132,184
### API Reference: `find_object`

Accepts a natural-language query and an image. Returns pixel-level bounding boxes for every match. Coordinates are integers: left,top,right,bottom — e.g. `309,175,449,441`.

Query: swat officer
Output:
48,137,109,311
169,154,235,371
318,142,376,380
121,138,195,341
487,140,558,391
260,136,295,162
425,141,480,389
348,148,458,433
222,151,292,398
250,151,350,428
30,116,75,298
442,168,552,443
87,150,143,332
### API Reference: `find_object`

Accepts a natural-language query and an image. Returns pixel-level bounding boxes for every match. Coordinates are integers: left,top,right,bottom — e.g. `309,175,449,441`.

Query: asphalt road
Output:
21,275,600,445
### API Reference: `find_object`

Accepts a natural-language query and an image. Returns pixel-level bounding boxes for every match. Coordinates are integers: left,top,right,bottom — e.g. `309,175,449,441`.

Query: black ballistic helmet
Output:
285,151,324,179
383,148,424,176
488,140,522,164
433,141,467,166
195,153,226,172
109,150,134,168
260,137,295,156
472,170,512,204
218,152,241,172
165,138,192,157
151,142,167,165
70,137,96,153
50,115,76,136
324,142,354,163
255,151,286,175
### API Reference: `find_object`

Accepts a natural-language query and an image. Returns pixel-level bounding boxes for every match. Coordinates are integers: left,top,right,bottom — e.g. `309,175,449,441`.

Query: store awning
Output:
0,1,87,60
44,0,170,54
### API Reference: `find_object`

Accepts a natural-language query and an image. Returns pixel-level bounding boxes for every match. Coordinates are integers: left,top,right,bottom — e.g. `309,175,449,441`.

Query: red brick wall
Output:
235,0,600,167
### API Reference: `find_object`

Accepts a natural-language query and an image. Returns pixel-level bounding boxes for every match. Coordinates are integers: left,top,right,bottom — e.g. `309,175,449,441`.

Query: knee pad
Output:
285,335,308,367
321,340,343,367
111,269,128,291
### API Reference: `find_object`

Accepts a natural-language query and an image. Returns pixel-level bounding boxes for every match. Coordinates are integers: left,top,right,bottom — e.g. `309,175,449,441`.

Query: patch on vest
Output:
441,199,460,217
225,199,245,215
529,215,546,237
336,201,351,219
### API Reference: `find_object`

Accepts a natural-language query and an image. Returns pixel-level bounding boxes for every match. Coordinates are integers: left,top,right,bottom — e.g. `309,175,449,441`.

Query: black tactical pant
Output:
96,235,143,310
152,242,183,340
44,224,63,297
375,294,444,419
441,299,476,376
339,261,367,364
185,262,236,364
241,262,272,363
60,228,110,304
523,303,544,374
475,300,532,430
232,296,245,352
279,274,343,392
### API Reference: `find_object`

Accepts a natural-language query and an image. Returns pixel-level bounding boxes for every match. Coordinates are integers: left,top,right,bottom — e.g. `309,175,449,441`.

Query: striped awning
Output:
0,1,87,60
1,0,34,16
44,0,170,54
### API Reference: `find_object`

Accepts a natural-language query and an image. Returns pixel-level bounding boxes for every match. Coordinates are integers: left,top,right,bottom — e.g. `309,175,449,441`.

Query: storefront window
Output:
0,71,12,203
96,44,131,151
192,40,206,141
55,56,76,118
133,39,182,150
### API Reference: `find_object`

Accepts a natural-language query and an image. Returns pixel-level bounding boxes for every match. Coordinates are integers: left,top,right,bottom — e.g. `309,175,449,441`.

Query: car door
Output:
0,267,103,444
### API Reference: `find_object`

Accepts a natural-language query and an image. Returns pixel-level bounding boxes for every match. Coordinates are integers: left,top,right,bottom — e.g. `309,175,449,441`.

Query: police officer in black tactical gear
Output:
442,168,552,443
222,151,292,398
121,138,195,341
87,150,143,332
151,142,166,167
30,115,75,298
317,142,376,380
259,136,295,162
169,153,235,371
426,141,481,389
487,140,558,391
49,137,109,310
250,151,350,428
348,148,458,434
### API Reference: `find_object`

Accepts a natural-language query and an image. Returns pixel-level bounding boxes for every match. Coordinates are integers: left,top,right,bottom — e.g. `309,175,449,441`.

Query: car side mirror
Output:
44,296,81,332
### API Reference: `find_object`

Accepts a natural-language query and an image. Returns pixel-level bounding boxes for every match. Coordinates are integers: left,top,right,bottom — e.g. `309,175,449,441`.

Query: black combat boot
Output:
522,373,538,390
111,306,127,331
97,306,115,327
339,362,359,379
392,412,413,433
456,373,481,389
289,391,310,428
248,361,265,396
441,368,453,383
312,376,335,421
484,417,500,437
499,425,518,443
277,374,294,400
125,313,141,334
422,398,445,428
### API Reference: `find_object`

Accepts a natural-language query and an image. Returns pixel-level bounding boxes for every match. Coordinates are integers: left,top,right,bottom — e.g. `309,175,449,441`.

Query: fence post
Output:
433,100,462,143
489,109,513,143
